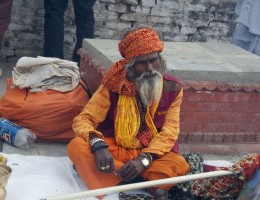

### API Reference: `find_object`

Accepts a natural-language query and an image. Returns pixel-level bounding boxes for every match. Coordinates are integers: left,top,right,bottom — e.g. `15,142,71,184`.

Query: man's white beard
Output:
135,70,162,106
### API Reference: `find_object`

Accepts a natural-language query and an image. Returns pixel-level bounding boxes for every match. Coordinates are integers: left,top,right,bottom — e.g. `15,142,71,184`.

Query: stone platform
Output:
80,39,260,154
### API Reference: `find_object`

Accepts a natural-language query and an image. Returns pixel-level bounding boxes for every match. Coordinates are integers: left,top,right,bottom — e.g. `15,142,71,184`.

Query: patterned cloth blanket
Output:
119,153,260,200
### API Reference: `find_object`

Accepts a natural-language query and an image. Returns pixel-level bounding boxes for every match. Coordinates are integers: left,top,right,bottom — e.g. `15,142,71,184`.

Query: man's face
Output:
133,52,160,75
133,52,162,106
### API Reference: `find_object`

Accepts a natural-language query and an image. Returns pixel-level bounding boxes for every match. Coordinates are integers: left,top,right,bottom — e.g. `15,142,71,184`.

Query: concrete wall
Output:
1,0,238,62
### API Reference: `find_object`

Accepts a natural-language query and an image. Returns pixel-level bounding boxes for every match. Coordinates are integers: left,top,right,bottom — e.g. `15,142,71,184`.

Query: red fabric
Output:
101,60,137,96
136,125,153,147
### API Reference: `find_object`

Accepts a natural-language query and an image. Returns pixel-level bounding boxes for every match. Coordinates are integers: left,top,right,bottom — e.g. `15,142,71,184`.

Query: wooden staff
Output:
42,170,236,200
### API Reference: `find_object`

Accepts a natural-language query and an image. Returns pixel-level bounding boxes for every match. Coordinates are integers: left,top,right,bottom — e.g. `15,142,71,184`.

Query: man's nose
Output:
146,62,153,72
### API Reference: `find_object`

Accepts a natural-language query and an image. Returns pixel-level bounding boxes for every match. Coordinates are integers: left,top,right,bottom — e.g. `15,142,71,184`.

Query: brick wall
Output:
180,90,260,142
1,0,238,62
179,85,260,154
79,49,260,154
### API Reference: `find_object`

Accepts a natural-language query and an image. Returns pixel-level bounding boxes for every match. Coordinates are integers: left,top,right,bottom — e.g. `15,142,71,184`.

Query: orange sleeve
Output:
142,88,183,155
72,84,111,141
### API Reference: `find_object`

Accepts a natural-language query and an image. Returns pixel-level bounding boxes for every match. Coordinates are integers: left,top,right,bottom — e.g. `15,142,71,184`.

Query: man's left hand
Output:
94,148,114,173
116,158,145,181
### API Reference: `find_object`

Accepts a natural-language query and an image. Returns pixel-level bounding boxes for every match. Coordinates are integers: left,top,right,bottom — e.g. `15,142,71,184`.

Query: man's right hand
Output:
94,148,114,173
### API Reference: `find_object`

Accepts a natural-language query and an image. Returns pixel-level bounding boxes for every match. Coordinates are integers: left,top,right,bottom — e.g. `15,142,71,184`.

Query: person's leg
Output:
232,23,252,51
253,36,260,56
141,152,189,191
67,137,141,191
141,152,189,199
72,0,96,64
43,0,68,59
67,137,122,192
0,0,13,51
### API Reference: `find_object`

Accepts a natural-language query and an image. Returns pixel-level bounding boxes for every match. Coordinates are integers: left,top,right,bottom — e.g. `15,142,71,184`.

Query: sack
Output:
0,78,89,142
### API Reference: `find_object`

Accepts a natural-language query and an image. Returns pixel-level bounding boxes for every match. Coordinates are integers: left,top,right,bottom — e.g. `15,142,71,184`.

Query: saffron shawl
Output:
114,79,162,148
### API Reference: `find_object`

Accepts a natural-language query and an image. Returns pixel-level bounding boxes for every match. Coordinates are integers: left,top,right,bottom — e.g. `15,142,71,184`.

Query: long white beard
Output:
135,71,162,106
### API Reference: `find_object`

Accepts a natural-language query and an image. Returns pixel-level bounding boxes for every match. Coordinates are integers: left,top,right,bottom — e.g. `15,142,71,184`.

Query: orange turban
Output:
102,28,164,96
118,28,164,59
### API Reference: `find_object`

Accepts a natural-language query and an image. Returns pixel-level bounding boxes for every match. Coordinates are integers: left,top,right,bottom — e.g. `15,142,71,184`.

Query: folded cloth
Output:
12,56,80,92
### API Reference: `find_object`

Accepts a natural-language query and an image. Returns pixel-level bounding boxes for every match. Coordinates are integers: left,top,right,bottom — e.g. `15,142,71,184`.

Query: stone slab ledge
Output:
79,49,260,93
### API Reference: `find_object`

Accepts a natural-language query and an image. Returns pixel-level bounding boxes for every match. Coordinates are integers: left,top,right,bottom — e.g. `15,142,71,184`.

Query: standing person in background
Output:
0,0,13,51
232,0,260,56
67,26,190,200
43,0,96,64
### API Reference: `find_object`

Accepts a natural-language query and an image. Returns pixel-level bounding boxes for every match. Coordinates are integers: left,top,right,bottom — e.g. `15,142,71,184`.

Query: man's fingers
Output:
116,162,128,175
117,162,131,179
107,159,114,173
122,169,137,181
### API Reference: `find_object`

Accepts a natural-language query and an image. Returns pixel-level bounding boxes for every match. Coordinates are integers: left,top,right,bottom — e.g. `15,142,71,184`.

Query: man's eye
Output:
136,57,158,65
139,61,147,65
149,57,158,63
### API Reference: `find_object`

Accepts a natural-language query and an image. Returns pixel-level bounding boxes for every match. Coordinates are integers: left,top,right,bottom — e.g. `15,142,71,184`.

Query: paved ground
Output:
0,59,246,163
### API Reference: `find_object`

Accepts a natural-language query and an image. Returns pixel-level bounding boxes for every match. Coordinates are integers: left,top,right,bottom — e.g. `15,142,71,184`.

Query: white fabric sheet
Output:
2,154,234,200
203,160,233,167
3,154,150,200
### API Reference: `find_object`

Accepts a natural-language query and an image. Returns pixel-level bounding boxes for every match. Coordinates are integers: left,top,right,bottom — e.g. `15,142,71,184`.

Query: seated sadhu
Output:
67,26,190,200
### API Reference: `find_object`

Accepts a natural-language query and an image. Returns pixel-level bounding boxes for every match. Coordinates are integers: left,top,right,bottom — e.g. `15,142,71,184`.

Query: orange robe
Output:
67,80,189,198
67,137,189,191
70,84,183,155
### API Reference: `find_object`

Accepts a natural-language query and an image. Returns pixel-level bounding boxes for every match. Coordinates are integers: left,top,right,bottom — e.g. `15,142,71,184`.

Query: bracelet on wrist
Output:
91,141,109,153
90,137,104,147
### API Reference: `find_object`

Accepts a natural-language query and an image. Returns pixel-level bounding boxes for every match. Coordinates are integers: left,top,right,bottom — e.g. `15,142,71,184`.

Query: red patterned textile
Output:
118,28,164,59
101,60,137,96
136,125,153,147
192,154,260,199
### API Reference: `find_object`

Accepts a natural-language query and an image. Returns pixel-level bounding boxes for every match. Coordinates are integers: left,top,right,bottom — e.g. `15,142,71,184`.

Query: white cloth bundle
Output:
12,56,80,92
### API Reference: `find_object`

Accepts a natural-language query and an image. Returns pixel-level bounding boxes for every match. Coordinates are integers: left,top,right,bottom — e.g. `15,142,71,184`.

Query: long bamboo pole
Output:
42,170,236,200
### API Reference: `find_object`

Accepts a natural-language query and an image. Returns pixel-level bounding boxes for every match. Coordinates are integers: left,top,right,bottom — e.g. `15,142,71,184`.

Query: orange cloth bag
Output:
0,78,89,142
